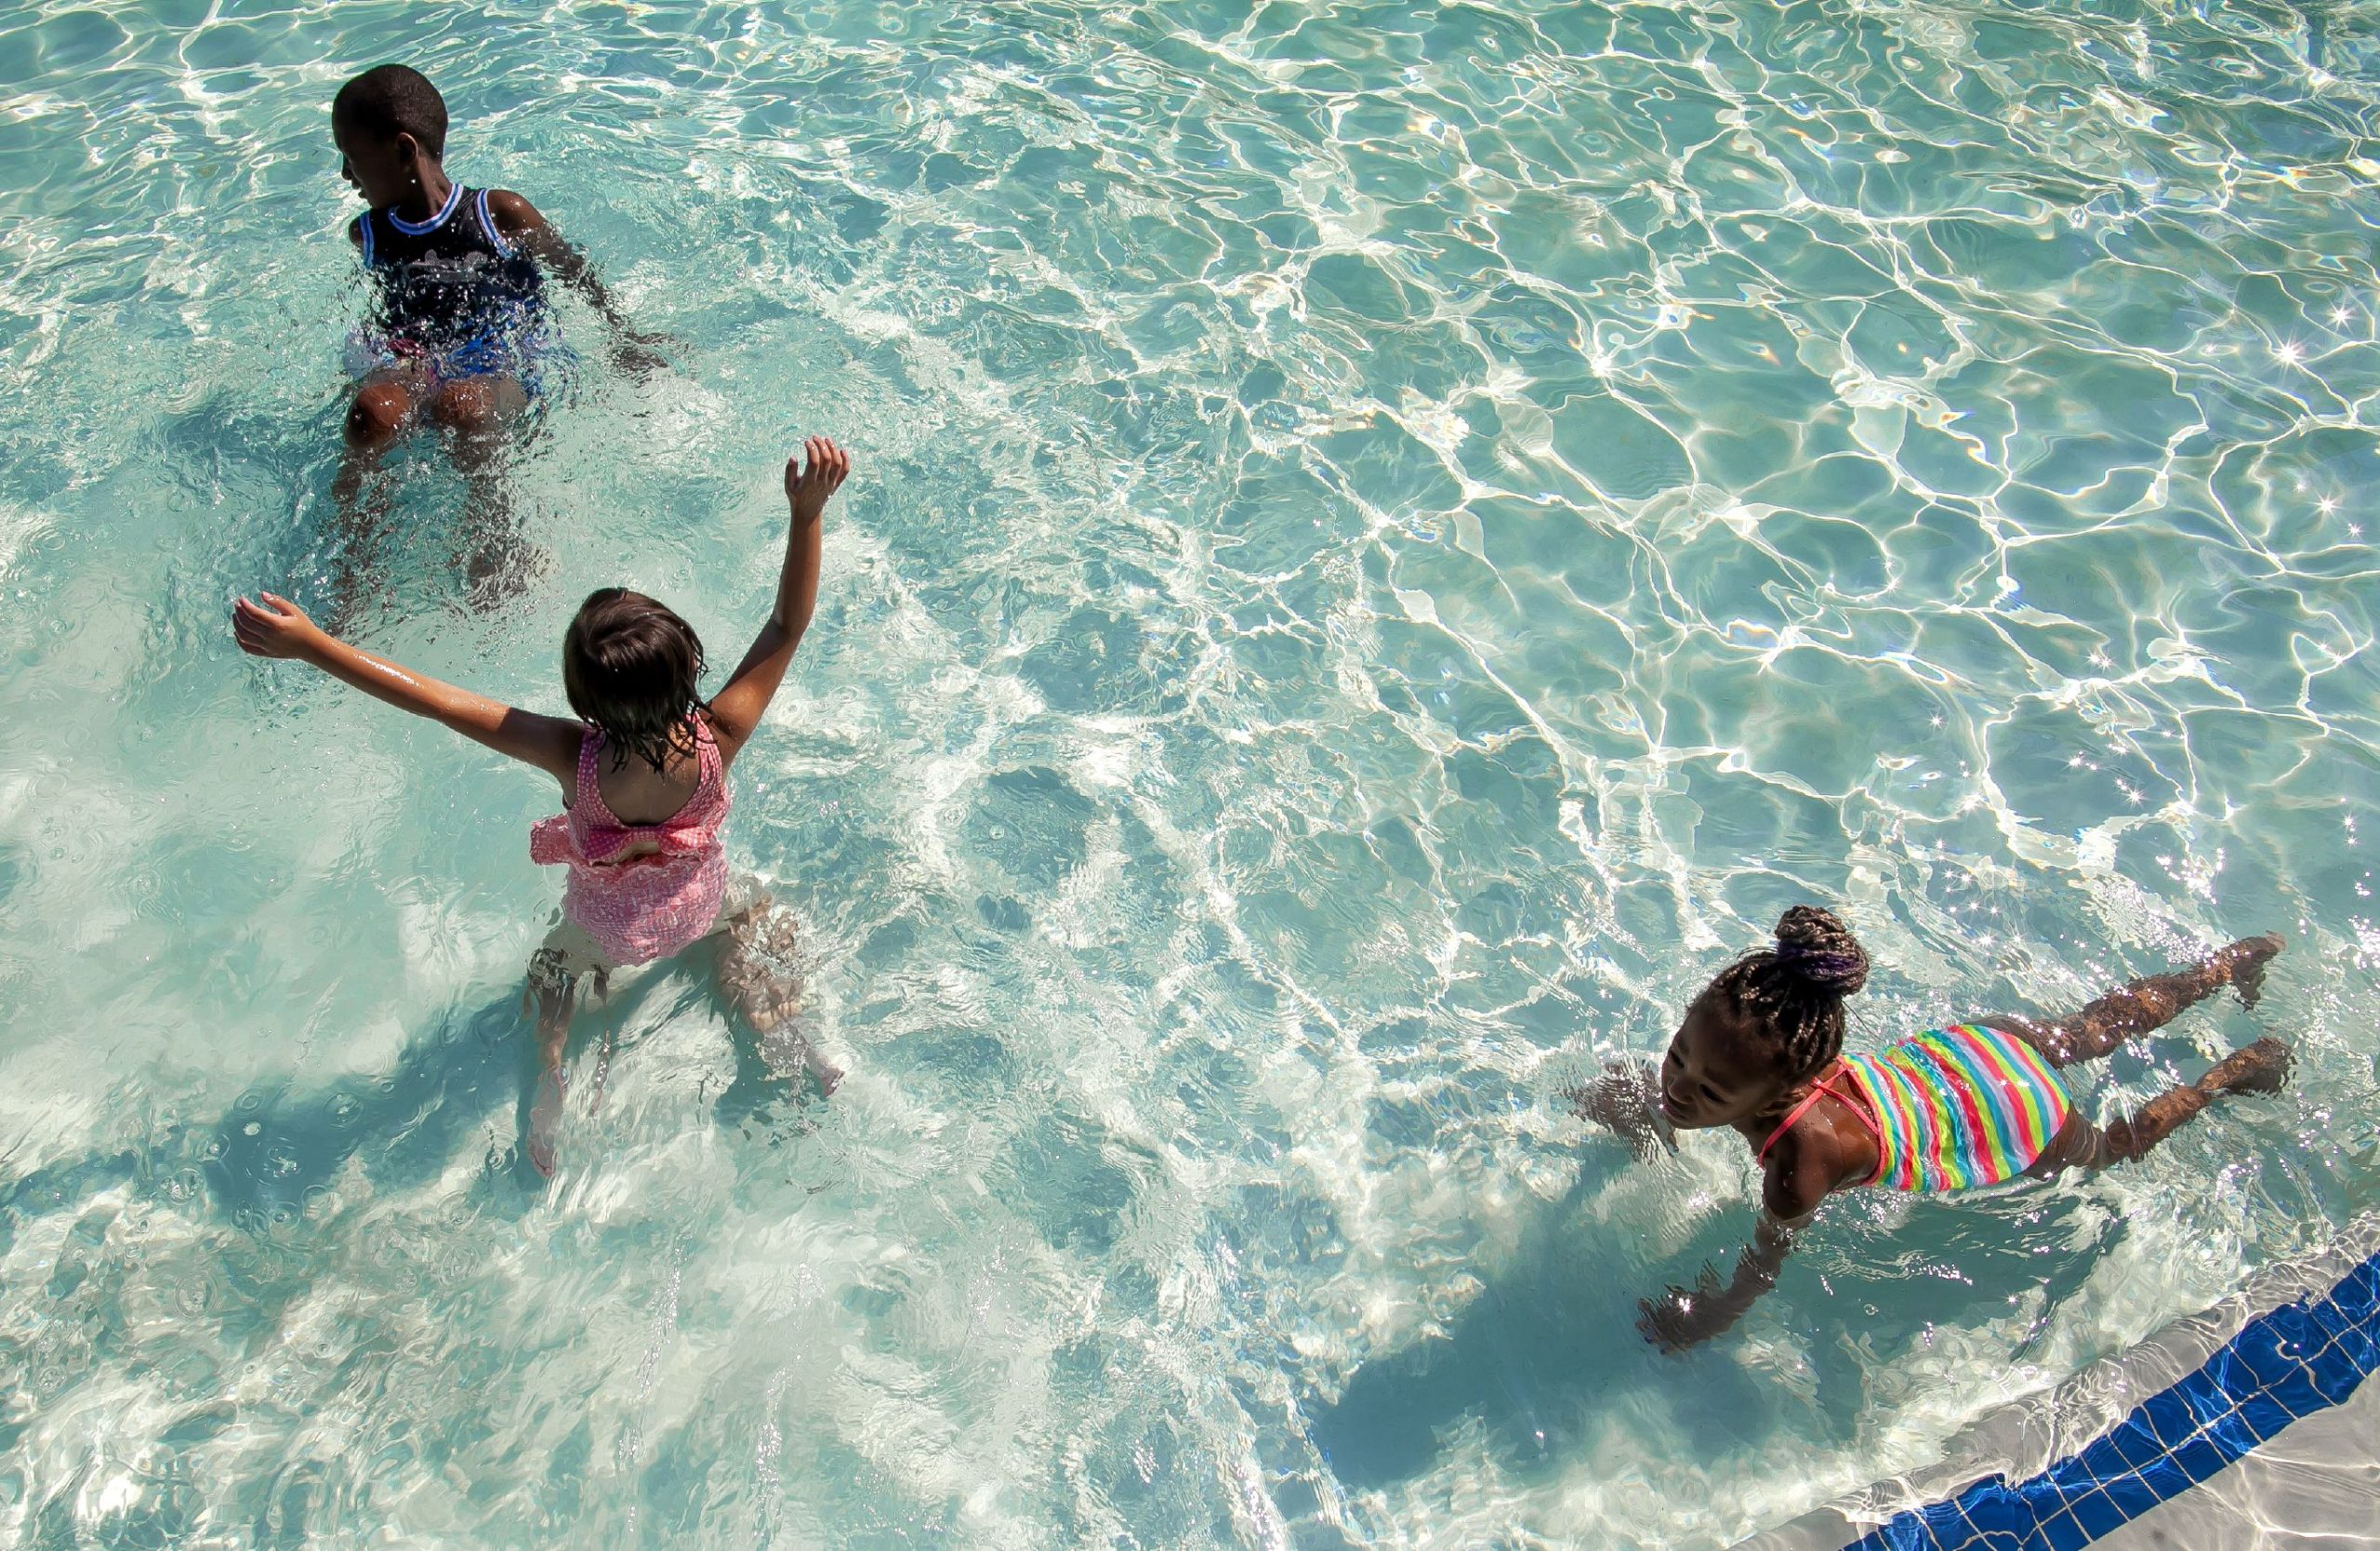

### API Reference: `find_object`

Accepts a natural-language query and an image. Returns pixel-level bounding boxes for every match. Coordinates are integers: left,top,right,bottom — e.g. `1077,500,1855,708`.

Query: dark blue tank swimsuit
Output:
356,182,552,385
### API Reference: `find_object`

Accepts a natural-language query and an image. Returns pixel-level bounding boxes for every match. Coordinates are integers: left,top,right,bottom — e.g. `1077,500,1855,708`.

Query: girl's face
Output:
1658,996,1787,1130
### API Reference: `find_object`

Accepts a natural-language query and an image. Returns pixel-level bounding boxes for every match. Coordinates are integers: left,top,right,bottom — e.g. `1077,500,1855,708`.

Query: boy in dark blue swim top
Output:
329,65,666,603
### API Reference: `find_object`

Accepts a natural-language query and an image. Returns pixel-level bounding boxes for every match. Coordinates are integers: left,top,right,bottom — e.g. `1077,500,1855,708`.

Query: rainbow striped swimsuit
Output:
1840,1024,2074,1191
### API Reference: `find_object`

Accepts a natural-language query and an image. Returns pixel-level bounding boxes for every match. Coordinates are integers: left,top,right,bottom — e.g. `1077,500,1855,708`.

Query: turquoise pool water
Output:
4,0,2378,1544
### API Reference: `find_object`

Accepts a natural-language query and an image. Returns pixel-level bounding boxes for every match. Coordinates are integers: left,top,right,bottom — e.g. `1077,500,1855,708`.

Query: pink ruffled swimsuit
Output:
529,720,732,967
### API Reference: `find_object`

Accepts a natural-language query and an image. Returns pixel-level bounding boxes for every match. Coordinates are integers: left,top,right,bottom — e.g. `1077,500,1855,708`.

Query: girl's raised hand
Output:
710,436,848,763
232,592,327,661
783,435,851,524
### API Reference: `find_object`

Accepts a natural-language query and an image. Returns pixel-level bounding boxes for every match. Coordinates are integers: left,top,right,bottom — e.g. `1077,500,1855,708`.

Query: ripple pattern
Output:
2,0,2378,1546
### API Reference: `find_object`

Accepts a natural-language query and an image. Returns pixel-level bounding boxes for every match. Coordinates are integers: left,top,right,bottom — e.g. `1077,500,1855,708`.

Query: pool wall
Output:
1738,1213,2380,1551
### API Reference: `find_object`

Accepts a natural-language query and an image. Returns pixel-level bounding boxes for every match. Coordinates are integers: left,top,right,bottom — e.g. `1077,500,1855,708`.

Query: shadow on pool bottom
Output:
1303,1166,2122,1494
5,993,2143,1518
0,966,824,1256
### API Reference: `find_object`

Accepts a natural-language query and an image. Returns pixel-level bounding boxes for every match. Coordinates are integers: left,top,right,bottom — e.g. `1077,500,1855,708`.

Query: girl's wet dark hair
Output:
562,589,707,774
1703,906,1871,1082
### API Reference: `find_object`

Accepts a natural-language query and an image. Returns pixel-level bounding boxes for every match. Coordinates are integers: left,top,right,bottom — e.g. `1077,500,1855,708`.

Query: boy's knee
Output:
430,379,500,433
347,380,412,444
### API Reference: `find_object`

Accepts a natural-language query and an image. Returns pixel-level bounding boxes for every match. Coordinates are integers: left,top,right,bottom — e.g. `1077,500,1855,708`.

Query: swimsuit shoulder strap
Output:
1756,1063,1843,1167
575,723,608,808
1756,1060,1886,1168
472,187,514,256
1833,1049,1897,1186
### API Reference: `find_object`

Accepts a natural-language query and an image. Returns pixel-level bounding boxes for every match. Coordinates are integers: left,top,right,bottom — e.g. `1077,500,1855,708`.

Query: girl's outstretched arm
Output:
707,437,850,768
1567,1055,1677,1163
1638,1134,1835,1352
232,593,581,790
1637,1211,1801,1353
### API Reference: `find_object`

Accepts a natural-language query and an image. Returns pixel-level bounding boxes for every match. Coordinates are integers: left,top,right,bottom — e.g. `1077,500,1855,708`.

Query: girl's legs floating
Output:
1998,934,2282,1067
2078,1037,2292,1167
523,945,594,1176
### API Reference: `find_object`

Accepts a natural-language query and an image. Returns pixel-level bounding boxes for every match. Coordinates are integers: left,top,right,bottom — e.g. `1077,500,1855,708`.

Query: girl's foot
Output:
2228,934,2284,1009
2203,1037,2292,1095
528,1068,566,1176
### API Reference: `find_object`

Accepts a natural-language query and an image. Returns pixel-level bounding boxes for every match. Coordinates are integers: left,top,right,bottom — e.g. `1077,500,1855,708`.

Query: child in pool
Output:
1571,907,2290,1353
329,64,667,604
234,438,853,1175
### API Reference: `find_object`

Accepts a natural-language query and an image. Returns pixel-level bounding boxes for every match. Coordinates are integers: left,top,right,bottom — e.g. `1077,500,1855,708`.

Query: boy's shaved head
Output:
333,65,447,156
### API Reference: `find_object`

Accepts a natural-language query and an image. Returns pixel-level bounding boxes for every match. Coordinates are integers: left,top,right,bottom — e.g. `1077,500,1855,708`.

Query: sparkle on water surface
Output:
2,1,2378,1546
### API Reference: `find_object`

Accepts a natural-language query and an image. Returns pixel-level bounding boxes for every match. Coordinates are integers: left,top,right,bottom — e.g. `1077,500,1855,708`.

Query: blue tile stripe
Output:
1844,1249,2380,1551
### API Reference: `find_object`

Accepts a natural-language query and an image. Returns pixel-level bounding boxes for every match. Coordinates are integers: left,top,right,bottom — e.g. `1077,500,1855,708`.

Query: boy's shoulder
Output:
482,188,546,237
345,212,365,245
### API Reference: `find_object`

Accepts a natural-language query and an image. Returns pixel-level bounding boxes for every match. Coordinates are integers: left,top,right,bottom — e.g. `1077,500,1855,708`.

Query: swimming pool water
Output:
3,0,2377,1544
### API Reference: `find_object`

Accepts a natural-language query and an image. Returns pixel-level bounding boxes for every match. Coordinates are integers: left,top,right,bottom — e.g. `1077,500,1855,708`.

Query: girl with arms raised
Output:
235,439,852,1173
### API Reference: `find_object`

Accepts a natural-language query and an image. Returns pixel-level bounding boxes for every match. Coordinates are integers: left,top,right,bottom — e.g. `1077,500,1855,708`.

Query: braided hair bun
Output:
1771,905,1870,998
1700,905,1871,1081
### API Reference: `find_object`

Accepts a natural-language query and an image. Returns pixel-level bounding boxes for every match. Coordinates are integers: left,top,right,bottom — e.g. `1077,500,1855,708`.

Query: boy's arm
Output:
232,593,581,790
485,190,666,354
705,438,850,769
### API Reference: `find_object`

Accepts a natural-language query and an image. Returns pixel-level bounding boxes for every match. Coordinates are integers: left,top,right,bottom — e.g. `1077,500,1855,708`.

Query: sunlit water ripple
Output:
2,0,2377,1545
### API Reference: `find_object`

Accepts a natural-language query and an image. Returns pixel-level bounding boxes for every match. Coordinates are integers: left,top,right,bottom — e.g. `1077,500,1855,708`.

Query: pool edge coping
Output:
1732,1213,2380,1550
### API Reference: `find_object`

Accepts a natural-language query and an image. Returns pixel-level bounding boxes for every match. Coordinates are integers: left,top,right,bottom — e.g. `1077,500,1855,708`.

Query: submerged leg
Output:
717,900,840,1095
431,375,538,609
327,371,420,630
339,372,416,479
1995,934,2283,1068
523,948,582,1176
2063,1038,2293,1169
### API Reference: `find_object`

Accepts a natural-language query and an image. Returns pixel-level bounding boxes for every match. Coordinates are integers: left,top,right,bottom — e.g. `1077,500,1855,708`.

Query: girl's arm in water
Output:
231,593,581,791
1567,1056,1677,1162
1638,1212,1803,1353
1636,1129,1841,1352
707,436,851,769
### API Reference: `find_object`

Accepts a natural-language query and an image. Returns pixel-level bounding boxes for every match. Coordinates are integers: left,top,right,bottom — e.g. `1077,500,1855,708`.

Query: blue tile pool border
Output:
1732,1216,2380,1551
1841,1246,2380,1550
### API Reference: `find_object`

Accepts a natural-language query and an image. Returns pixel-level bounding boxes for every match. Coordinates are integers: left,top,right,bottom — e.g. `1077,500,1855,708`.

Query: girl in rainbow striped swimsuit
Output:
1572,907,2291,1352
